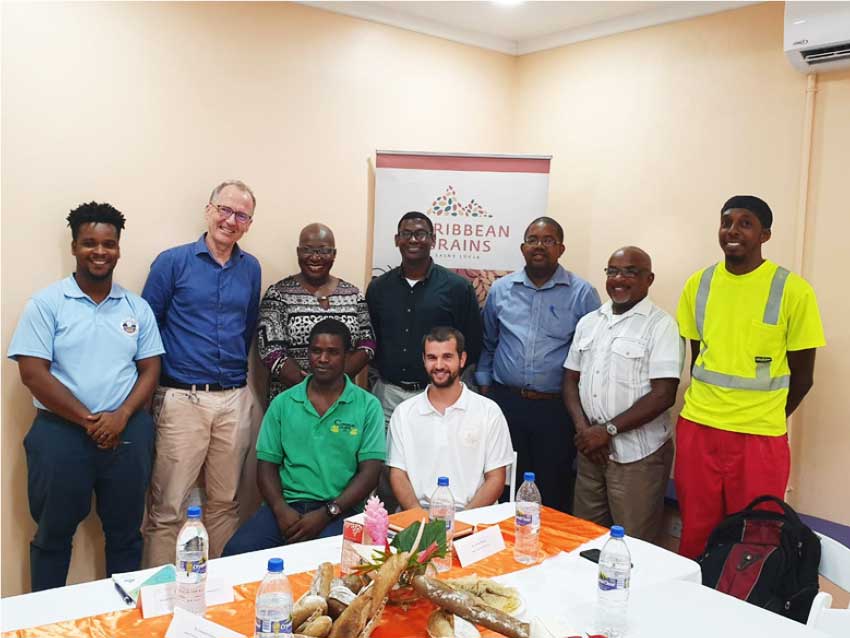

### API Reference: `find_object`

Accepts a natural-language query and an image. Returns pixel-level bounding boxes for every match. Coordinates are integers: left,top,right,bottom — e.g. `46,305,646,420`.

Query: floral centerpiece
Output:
354,497,447,608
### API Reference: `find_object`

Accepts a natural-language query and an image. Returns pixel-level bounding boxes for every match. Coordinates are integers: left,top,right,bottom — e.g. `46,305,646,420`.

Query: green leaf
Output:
390,519,447,556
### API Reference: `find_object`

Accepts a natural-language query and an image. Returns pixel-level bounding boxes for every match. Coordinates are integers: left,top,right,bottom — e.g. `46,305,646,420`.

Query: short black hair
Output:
66,202,126,240
308,318,352,351
525,216,564,242
423,326,466,356
721,195,773,230
397,211,434,234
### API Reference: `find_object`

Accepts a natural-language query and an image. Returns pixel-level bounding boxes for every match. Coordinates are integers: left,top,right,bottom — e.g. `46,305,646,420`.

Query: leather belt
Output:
499,384,561,401
160,376,245,393
390,380,425,392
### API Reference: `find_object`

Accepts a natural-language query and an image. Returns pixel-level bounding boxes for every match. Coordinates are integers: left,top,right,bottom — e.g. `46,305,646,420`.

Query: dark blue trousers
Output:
24,409,154,591
222,502,348,556
491,385,576,514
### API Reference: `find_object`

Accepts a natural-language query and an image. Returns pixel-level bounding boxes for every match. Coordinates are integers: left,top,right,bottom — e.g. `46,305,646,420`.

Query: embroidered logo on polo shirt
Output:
330,420,359,436
121,317,138,335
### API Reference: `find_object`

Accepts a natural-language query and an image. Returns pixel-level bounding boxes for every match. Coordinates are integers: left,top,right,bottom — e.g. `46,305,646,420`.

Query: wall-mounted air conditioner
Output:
785,1,850,73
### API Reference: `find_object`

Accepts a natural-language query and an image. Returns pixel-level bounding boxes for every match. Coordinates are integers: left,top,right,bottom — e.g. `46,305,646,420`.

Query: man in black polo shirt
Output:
366,211,482,510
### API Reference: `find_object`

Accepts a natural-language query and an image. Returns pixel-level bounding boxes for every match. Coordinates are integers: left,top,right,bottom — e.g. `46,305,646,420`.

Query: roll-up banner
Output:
373,151,552,305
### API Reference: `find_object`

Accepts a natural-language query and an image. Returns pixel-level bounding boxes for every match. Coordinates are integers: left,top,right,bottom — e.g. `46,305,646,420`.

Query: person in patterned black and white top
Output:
563,246,683,543
257,223,375,405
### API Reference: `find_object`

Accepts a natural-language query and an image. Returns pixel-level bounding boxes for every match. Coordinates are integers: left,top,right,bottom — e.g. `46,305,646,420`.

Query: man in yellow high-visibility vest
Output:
675,195,825,559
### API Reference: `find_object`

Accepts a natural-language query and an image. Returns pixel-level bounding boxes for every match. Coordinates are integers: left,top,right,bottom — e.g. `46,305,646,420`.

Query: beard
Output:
429,368,460,388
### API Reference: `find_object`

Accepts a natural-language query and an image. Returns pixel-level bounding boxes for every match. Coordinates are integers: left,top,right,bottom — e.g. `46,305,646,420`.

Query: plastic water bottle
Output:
429,476,455,573
596,525,631,638
175,506,209,615
514,472,541,564
255,558,293,638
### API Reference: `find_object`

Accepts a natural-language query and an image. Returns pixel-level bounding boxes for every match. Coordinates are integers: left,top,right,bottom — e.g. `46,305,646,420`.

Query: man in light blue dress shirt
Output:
8,202,164,591
476,217,600,512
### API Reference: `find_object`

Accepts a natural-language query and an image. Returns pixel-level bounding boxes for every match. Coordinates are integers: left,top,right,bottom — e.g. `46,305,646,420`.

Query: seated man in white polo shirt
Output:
388,326,514,511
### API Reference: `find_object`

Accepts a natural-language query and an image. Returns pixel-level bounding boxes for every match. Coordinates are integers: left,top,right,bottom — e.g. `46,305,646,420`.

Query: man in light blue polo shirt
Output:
477,217,600,513
8,202,164,592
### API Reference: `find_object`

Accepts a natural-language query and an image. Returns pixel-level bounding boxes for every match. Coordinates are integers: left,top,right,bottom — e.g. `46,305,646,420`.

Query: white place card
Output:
453,524,506,567
141,578,235,619
165,606,244,638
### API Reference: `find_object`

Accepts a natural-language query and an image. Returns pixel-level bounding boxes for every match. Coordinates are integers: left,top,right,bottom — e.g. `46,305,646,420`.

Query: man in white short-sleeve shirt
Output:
563,246,682,542
388,327,514,511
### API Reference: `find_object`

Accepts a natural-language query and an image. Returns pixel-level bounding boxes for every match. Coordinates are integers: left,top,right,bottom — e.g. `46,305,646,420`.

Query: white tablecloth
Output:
0,505,818,638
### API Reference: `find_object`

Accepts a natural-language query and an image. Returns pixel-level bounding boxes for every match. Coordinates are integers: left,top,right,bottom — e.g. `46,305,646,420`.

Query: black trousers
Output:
491,385,576,514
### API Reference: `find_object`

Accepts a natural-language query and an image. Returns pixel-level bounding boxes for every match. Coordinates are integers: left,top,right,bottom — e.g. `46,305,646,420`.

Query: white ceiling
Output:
303,1,757,55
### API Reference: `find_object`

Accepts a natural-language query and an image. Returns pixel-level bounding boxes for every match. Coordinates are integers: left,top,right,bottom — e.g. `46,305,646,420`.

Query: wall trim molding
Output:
301,1,760,57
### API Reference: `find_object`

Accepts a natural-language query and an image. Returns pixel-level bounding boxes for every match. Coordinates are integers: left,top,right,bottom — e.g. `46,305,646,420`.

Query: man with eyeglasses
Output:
141,180,262,566
563,247,681,542
477,216,600,513
366,211,482,511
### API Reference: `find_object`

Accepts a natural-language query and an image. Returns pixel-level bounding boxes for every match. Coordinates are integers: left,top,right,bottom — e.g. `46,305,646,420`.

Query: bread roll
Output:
427,610,455,638
292,595,328,629
300,615,333,637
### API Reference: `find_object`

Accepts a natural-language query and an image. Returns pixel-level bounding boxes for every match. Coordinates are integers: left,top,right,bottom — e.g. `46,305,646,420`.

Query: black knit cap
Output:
721,195,773,230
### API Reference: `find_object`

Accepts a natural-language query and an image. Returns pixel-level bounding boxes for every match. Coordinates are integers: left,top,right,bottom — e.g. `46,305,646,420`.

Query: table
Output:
0,504,701,638
2,505,604,636
563,580,831,638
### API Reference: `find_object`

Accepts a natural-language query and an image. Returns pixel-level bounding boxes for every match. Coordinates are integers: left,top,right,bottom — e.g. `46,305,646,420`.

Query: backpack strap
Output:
743,495,805,528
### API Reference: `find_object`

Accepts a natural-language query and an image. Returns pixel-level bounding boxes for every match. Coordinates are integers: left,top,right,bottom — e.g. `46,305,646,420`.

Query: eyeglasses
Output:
297,246,336,257
211,204,253,225
398,230,432,241
524,237,560,247
604,267,649,279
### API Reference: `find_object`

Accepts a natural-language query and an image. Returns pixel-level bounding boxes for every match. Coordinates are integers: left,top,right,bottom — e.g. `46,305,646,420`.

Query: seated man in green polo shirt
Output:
223,318,385,554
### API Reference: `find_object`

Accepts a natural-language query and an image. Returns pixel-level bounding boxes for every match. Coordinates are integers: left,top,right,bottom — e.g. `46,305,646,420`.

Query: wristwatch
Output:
605,422,619,437
325,500,342,519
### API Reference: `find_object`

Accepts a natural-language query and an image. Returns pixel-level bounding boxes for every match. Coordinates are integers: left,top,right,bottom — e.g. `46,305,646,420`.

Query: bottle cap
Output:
611,525,625,538
523,472,535,482
267,558,284,573
187,506,202,519
437,476,449,487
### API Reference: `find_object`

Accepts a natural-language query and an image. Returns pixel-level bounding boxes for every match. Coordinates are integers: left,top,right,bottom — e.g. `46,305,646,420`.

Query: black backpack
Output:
697,495,821,623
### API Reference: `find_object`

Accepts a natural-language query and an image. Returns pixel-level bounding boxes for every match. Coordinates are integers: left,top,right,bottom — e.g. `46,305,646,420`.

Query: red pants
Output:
674,416,790,559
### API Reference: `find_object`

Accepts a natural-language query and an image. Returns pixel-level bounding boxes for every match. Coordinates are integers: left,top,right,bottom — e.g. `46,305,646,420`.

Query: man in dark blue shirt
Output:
141,180,262,566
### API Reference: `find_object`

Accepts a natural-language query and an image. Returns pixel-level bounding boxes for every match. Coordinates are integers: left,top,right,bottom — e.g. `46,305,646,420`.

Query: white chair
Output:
806,531,850,637
505,450,518,502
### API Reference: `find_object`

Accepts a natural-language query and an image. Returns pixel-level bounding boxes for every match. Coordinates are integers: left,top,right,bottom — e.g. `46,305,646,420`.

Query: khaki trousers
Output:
370,378,418,514
143,385,258,567
573,438,674,543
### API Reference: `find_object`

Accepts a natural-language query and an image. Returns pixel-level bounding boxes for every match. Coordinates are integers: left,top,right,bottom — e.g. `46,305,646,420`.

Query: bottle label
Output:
255,617,293,634
516,512,533,526
598,569,629,591
178,558,207,576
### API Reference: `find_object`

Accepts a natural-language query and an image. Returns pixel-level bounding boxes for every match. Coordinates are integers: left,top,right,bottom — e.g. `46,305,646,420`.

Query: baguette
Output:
310,562,335,598
328,587,374,638
413,575,529,638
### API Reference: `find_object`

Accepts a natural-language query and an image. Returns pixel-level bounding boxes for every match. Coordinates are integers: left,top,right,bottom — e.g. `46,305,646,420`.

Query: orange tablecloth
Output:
4,508,606,638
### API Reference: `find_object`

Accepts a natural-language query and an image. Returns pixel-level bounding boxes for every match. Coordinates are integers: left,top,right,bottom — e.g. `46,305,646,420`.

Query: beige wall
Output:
514,1,850,524
2,0,848,598
1,1,515,596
